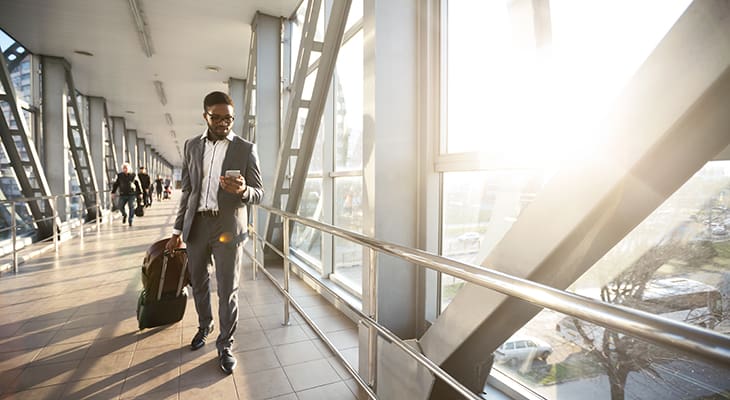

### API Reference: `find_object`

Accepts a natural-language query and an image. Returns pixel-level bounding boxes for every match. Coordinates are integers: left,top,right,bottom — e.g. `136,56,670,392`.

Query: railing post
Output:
53,196,59,252
282,214,291,326
95,191,101,232
252,207,258,280
11,201,17,273
78,194,84,240
367,248,378,388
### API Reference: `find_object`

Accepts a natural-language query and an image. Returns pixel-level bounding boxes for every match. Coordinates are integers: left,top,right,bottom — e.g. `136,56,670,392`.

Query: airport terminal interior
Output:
0,0,729,399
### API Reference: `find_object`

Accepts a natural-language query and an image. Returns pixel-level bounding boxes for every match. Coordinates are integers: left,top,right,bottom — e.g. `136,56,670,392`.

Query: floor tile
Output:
0,201,362,400
296,381,356,400
31,342,90,365
179,377,237,400
274,341,324,366
282,359,340,392
61,374,126,400
265,325,309,346
233,367,293,400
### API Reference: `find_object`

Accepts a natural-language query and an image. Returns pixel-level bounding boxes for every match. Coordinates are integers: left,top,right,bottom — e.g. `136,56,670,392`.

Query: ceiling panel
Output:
0,0,299,166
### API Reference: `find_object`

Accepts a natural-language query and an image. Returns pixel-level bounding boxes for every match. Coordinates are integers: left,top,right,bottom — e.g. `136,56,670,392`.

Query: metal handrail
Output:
1,189,114,272
252,204,730,376
244,209,482,400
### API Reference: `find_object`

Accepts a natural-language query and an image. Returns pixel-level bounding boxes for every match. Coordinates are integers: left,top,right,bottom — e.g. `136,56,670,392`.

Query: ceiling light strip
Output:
154,80,167,105
128,0,154,57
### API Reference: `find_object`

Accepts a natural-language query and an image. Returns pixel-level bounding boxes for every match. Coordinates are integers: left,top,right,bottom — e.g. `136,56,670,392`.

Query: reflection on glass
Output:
441,170,547,309
333,177,364,293
291,178,323,265
334,30,363,171
494,161,730,399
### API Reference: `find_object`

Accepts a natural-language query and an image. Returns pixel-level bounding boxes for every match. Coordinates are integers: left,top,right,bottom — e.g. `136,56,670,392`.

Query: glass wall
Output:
0,28,39,239
495,161,730,399
287,0,365,296
439,0,730,398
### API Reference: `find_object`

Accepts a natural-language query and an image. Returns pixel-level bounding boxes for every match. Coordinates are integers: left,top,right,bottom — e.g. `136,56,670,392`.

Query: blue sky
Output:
0,28,20,52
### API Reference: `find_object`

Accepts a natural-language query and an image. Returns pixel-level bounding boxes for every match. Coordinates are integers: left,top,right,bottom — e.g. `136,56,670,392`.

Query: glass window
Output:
493,160,730,398
334,30,363,172
292,178,323,265
332,176,364,293
445,0,692,168
345,0,363,32
290,0,307,79
441,170,547,309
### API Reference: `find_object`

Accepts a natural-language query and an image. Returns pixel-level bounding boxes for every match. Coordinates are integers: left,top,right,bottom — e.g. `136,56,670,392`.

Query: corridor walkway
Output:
0,197,360,399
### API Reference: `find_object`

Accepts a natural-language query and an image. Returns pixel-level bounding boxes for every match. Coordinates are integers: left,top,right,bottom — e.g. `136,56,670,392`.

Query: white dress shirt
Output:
198,130,235,211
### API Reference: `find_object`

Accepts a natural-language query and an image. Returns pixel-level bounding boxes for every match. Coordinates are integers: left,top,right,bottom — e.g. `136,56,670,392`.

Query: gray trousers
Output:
186,214,242,351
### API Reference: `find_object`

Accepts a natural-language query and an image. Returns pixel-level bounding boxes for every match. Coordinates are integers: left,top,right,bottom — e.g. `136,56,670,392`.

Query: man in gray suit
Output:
166,91,263,374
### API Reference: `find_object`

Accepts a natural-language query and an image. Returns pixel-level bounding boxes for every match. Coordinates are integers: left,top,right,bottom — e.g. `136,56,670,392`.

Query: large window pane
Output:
345,0,363,32
494,160,730,398
292,178,323,264
333,176,364,293
446,0,691,166
334,30,363,171
441,170,547,309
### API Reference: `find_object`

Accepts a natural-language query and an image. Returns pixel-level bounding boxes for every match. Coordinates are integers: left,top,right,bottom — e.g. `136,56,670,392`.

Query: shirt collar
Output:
200,129,236,142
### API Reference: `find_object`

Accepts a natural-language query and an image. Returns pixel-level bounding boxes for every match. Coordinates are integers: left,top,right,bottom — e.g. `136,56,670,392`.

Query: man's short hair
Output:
203,91,234,110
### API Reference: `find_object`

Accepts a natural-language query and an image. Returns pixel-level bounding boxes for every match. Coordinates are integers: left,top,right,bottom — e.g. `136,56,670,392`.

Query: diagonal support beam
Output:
264,0,352,246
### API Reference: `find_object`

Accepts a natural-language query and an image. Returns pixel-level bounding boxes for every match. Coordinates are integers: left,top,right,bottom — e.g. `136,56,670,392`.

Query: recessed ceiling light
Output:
74,50,94,56
205,65,220,72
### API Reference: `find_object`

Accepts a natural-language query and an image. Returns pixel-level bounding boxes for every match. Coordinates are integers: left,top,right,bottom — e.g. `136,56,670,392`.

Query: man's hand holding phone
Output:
220,170,246,195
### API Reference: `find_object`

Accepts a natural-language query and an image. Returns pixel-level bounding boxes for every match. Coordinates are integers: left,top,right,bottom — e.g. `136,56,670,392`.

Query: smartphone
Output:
224,169,241,178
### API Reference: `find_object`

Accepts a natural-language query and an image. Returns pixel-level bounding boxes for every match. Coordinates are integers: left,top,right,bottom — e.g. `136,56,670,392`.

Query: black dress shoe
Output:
218,348,237,374
190,325,213,351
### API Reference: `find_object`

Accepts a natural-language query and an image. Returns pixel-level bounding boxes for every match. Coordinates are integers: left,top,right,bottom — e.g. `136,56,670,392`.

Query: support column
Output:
253,12,280,186
146,144,152,174
126,129,138,171
112,117,126,168
88,97,106,202
229,77,245,136
41,56,70,221
253,13,281,226
362,0,420,395
137,138,146,170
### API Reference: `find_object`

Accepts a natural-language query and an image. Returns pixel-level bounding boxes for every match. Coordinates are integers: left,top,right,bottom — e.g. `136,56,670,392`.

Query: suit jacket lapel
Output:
221,136,238,172
193,138,204,189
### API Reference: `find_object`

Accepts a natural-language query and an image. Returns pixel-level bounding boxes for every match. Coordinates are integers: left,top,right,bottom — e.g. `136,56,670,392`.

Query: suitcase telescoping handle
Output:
157,248,188,301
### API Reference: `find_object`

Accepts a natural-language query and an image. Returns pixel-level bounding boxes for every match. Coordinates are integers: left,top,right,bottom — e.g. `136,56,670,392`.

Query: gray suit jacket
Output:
174,133,264,243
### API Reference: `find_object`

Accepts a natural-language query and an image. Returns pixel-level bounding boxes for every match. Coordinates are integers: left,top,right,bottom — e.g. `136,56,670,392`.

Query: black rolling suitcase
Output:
136,238,190,329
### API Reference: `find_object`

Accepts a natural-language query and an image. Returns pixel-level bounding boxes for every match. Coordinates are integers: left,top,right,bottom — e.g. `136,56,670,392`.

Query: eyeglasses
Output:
205,112,235,124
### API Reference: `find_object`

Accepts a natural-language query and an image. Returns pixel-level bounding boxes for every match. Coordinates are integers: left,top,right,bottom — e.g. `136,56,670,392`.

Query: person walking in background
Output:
111,162,141,227
166,91,263,374
138,166,152,207
154,174,164,201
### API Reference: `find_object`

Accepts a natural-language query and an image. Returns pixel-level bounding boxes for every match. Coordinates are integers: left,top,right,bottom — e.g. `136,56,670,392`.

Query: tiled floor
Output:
0,199,363,399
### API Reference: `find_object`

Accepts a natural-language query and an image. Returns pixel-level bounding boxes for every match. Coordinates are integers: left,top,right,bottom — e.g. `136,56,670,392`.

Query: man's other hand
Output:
166,234,182,253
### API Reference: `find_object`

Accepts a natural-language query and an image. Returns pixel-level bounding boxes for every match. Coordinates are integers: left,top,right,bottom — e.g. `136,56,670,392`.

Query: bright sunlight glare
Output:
447,0,693,170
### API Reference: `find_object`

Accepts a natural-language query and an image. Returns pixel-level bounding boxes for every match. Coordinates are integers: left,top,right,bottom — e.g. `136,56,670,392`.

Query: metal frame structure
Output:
64,63,100,220
242,19,257,143
263,0,352,246
0,52,55,237
102,102,118,191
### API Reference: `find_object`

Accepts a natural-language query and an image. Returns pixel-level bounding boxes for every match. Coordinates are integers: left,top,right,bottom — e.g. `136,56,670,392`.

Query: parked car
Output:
494,336,553,366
